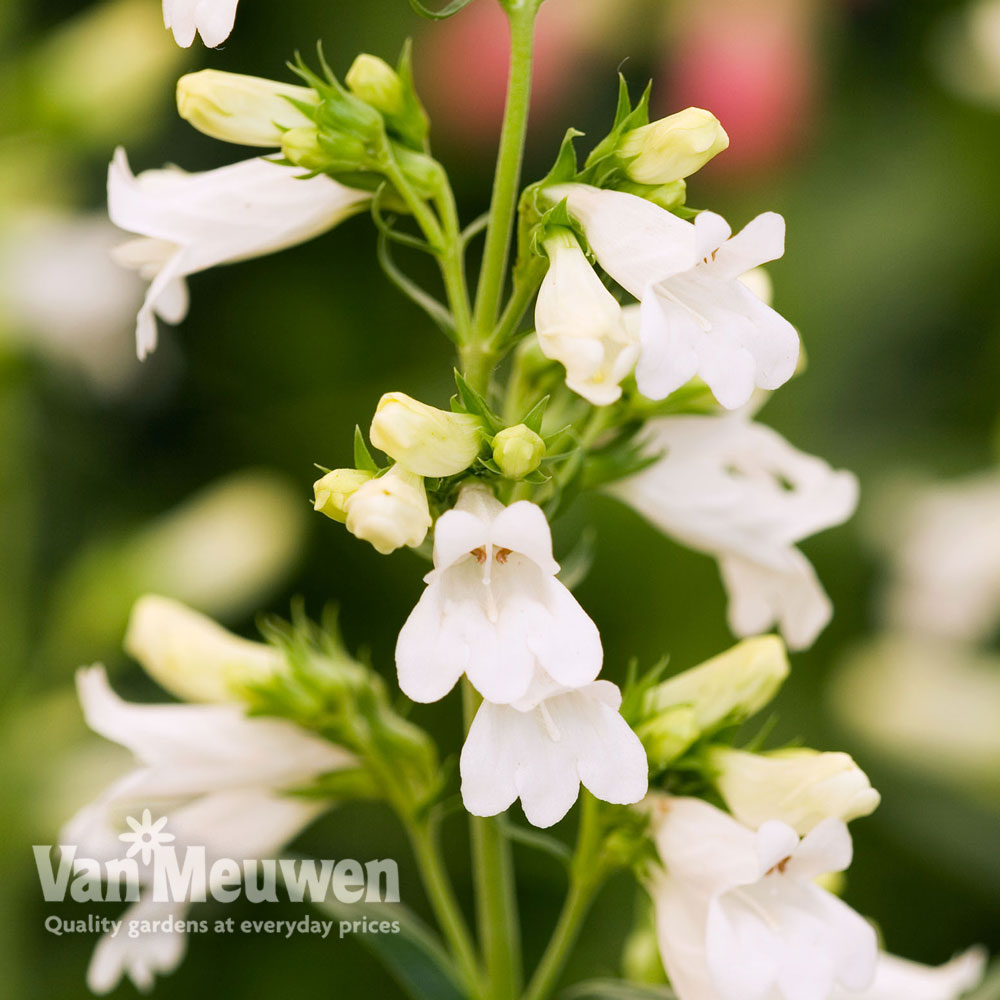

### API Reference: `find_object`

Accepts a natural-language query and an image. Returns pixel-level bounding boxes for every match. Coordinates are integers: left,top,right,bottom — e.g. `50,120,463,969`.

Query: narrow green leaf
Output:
453,371,503,432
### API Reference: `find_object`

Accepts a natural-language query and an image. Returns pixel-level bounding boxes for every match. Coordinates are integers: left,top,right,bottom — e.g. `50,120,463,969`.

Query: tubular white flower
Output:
460,680,648,828
64,666,352,993
534,229,639,405
108,149,370,359
396,485,602,706
176,70,318,147
829,948,986,1000
613,413,858,650
709,747,881,835
549,183,799,410
344,464,432,555
123,594,282,703
647,796,878,1000
163,0,240,48
369,392,483,477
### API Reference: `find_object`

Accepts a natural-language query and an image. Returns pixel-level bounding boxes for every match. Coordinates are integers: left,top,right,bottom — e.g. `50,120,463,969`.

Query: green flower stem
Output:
406,817,486,998
522,794,606,1000
471,0,540,364
464,681,523,1000
489,255,548,352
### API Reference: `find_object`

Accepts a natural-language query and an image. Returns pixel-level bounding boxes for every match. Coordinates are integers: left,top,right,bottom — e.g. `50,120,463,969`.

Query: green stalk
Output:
522,794,605,1000
464,681,523,1000
469,0,540,384
407,819,485,998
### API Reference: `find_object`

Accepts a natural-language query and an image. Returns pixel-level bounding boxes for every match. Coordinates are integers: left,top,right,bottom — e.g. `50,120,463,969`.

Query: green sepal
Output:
453,370,504,433
407,0,476,20
354,426,379,472
520,395,549,433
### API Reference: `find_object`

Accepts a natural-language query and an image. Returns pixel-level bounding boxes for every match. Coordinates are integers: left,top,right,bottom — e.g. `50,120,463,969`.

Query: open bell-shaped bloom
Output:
647,796,878,1000
548,183,798,410
534,228,639,405
163,0,240,48
108,149,370,359
460,680,648,828
64,666,353,993
395,486,602,707
613,413,858,650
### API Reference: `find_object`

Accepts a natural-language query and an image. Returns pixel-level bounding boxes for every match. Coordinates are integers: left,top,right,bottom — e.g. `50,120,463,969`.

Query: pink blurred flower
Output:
663,0,822,174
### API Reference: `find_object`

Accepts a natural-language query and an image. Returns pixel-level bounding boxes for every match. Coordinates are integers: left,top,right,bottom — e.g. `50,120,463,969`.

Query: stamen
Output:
471,546,487,564
495,547,512,564
765,856,791,876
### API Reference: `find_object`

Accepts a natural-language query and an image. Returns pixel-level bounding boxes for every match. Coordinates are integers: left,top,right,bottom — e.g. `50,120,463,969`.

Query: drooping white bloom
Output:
613,413,858,650
460,680,648,828
830,947,986,1000
884,472,1000,642
709,747,880,835
64,666,353,993
549,184,798,410
396,486,602,706
344,464,432,555
163,0,240,48
647,796,878,1000
534,228,639,405
108,149,370,359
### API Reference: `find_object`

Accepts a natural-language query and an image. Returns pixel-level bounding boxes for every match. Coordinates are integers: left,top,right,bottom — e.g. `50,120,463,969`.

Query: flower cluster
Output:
54,6,991,1000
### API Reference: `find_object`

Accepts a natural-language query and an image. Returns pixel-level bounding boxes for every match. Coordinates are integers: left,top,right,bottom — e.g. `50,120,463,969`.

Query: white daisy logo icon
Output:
118,809,175,865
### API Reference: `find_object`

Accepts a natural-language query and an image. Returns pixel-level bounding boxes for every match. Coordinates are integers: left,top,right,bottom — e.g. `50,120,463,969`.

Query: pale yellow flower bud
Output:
370,392,483,478
619,107,729,185
313,469,374,523
644,636,789,732
124,594,281,702
492,424,545,480
344,465,431,555
345,54,405,117
709,747,881,835
176,69,318,147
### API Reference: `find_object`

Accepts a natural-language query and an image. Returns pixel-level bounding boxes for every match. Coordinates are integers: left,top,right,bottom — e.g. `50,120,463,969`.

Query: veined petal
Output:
549,184,699,297
395,583,469,703
489,501,560,576
634,289,702,400
526,578,603,689
708,212,787,281
431,509,488,573
459,700,521,818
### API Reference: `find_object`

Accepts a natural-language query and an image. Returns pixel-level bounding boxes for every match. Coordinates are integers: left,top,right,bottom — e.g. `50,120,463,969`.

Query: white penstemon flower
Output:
395,485,602,706
163,0,240,48
64,665,354,994
647,796,878,1000
460,679,649,828
830,947,986,1000
548,183,799,410
397,485,647,826
108,149,370,359
613,412,859,650
534,228,639,406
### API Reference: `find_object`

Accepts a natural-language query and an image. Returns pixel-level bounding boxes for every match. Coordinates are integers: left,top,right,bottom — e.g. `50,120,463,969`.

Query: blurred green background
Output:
1,0,999,996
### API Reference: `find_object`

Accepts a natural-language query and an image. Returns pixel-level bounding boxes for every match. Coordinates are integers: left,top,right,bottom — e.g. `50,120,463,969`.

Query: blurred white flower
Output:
830,635,1000,789
934,0,1000,109
709,747,880,835
396,486,602,706
460,680,647,828
124,594,281,703
65,666,353,993
648,796,877,1000
548,184,799,409
108,149,370,358
613,413,858,650
163,0,240,48
534,228,639,405
883,472,1000,642
0,212,143,392
344,464,432,555
829,947,986,1000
